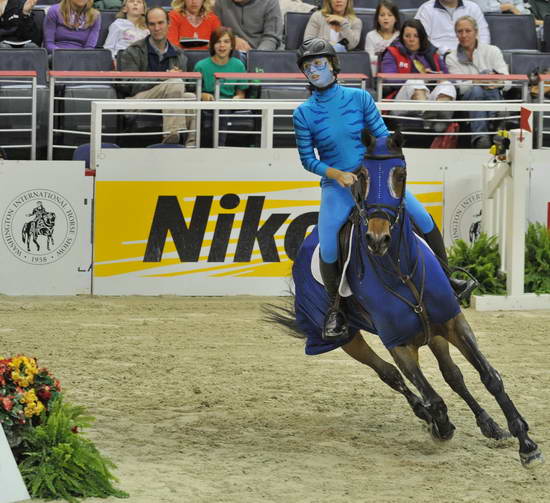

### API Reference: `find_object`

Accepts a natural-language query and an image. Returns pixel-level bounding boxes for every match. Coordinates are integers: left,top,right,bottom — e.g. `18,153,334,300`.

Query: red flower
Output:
1,397,14,412
71,426,79,434
54,379,62,392
37,386,52,401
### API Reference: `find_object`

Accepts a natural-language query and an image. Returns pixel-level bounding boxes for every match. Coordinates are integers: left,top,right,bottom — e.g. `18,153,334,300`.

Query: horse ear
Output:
361,129,376,150
388,129,404,151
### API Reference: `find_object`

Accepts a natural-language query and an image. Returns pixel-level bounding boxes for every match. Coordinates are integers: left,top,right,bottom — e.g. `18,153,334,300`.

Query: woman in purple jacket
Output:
43,0,100,52
379,18,455,123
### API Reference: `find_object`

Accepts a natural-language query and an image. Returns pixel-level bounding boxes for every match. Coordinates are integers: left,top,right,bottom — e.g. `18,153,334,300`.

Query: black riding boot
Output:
423,221,478,302
319,258,349,342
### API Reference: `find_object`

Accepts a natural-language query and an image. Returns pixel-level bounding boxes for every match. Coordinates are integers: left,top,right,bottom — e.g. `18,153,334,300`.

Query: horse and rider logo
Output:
2,190,78,265
450,191,482,244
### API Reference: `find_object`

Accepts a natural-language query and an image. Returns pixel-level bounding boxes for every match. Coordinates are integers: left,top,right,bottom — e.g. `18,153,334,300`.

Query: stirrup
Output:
450,277,478,302
322,306,350,342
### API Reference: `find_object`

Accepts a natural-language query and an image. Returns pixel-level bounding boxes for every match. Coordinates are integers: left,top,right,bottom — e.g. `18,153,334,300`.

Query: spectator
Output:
194,26,248,146
43,0,101,52
118,7,197,145
415,0,489,54
279,0,316,18
104,0,148,59
364,0,400,76
380,19,456,128
214,0,283,51
470,0,529,13
304,0,361,52
446,15,510,148
0,0,38,47
528,0,550,28
168,0,221,50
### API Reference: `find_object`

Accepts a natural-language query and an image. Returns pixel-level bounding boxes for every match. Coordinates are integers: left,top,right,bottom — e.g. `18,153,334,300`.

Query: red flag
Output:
520,107,532,133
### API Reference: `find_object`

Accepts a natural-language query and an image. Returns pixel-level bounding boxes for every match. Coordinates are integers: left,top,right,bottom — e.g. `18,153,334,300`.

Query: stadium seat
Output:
357,12,376,50
544,15,550,53
35,0,58,5
339,51,373,84
183,50,210,71
51,49,117,155
285,12,311,50
0,48,49,159
146,143,186,148
509,51,550,75
484,14,539,51
30,8,46,46
72,142,120,170
356,0,423,7
97,10,118,48
146,0,172,7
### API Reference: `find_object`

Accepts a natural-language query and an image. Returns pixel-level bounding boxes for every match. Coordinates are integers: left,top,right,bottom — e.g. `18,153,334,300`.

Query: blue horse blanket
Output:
293,217,460,355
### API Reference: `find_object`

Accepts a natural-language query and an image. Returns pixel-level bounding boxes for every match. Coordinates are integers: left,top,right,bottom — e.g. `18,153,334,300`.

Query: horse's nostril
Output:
383,235,391,245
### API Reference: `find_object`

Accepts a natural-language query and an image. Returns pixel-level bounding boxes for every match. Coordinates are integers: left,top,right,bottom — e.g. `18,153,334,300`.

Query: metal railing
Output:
47,70,202,159
0,71,37,160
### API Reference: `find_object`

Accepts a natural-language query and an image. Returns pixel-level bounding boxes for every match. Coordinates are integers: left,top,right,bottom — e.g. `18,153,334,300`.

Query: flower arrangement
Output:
0,355,62,450
1,355,128,502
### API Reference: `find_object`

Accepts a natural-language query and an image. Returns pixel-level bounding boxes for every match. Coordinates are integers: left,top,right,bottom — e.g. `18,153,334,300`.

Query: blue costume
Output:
293,84,434,264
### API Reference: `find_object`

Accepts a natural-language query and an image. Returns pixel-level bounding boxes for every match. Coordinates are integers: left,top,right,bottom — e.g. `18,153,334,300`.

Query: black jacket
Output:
0,0,36,43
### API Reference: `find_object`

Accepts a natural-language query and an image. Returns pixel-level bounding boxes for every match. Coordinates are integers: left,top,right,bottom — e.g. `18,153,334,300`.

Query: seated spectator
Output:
0,0,38,47
43,0,101,52
167,0,221,50
380,19,456,128
104,0,148,59
365,0,400,76
446,15,510,148
279,0,316,18
415,0,489,54
528,0,550,28
471,0,530,14
214,0,283,51
194,26,248,146
304,0,361,52
118,7,197,145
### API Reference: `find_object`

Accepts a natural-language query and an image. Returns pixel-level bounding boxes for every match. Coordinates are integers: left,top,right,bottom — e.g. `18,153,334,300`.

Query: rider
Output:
27,201,47,221
293,38,475,342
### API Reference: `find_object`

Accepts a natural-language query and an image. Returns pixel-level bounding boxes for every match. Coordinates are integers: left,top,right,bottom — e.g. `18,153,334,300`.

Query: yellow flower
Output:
21,389,38,404
9,356,39,387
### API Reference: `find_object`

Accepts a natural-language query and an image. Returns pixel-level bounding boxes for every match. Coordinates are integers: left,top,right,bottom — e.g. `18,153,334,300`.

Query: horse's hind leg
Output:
389,343,455,441
428,334,510,441
342,333,432,425
446,313,543,468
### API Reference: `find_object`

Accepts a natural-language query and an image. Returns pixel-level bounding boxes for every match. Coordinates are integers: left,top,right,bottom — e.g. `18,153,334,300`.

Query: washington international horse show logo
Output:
2,190,78,265
450,191,482,244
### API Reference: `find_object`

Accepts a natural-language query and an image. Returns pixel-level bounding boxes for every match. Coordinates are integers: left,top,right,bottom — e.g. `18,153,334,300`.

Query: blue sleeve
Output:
405,189,434,234
293,107,331,177
362,90,389,138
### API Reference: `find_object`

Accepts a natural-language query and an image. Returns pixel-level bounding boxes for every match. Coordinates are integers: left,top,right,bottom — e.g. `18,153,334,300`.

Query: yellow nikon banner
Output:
93,148,445,296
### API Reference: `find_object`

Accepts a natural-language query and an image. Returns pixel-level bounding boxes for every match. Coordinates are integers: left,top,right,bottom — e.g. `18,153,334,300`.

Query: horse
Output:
266,131,543,468
22,212,56,252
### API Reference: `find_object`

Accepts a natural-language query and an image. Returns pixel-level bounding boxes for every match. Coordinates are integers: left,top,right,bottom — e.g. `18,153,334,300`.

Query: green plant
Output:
525,222,550,293
448,233,507,303
18,398,128,503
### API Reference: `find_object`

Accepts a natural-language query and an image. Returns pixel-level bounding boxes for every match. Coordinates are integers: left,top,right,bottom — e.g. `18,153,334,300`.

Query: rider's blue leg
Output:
318,179,355,264
404,189,434,234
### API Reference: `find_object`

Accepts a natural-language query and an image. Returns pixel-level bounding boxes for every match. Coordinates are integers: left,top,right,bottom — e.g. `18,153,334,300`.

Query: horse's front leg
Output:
428,333,510,441
388,343,455,441
342,332,432,425
447,313,543,468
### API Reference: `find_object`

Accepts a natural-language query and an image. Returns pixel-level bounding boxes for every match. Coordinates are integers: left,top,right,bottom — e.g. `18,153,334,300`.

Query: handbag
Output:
430,122,459,149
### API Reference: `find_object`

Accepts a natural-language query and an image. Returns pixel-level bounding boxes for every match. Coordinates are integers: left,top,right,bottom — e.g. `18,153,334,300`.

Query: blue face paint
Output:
302,57,335,89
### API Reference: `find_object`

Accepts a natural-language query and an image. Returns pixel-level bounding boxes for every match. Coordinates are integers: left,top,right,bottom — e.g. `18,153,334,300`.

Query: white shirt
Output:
364,30,398,76
104,18,149,58
415,0,490,54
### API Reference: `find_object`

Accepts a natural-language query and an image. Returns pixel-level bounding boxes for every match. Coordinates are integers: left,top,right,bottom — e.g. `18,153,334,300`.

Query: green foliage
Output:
525,222,550,293
448,233,507,301
18,398,128,503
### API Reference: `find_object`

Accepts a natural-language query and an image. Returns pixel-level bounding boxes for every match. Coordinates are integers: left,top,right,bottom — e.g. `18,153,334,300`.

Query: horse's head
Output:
357,130,406,256
43,212,56,226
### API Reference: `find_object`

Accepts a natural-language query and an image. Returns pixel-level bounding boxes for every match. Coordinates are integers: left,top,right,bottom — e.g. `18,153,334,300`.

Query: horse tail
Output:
21,223,28,243
261,289,306,340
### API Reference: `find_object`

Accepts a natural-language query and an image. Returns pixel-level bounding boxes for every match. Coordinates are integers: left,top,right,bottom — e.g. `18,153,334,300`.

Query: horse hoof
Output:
430,420,455,442
478,415,512,441
520,448,544,469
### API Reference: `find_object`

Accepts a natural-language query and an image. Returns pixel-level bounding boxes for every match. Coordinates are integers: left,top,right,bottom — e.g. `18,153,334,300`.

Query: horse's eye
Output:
388,166,405,199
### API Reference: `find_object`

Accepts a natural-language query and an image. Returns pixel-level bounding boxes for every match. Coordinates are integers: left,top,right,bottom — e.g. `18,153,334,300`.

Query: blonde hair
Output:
59,0,99,29
170,0,213,17
321,0,356,20
116,0,148,30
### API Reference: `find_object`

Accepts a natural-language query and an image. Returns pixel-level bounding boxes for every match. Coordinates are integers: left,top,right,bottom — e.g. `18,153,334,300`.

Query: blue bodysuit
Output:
293,83,433,263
